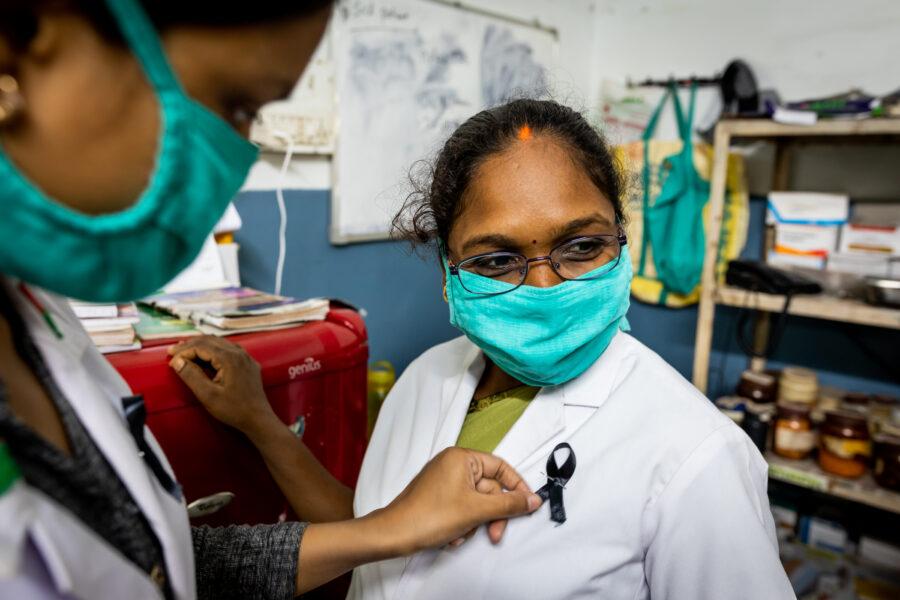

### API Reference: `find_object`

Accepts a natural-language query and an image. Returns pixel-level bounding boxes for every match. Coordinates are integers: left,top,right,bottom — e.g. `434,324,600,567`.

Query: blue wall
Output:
235,190,900,399
235,190,457,372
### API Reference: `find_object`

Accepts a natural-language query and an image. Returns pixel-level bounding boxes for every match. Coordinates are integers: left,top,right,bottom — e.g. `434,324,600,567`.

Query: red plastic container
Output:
106,308,368,528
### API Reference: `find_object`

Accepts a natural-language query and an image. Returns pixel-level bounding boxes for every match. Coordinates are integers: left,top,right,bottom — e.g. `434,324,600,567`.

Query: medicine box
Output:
775,223,840,256
827,252,892,277
799,516,847,554
766,192,850,226
838,223,900,256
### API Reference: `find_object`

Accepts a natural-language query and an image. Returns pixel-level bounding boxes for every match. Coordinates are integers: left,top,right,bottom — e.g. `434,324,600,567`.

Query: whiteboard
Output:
331,0,558,244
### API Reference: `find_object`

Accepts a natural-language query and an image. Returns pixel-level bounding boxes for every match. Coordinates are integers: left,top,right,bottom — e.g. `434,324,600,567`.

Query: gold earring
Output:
0,74,25,125
442,285,449,303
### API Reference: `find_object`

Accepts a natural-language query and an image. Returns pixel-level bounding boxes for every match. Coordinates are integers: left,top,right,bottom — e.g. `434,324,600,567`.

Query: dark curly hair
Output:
392,99,625,253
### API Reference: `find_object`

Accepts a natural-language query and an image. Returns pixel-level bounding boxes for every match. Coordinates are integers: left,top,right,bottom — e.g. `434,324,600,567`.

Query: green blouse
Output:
456,385,540,454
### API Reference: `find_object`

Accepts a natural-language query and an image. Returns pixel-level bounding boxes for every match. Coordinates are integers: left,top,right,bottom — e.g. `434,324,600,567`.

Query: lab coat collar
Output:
432,332,629,469
1,278,90,364
555,330,630,410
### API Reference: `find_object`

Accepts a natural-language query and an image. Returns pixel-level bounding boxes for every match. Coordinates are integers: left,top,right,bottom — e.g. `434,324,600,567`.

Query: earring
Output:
0,74,25,125
442,285,449,303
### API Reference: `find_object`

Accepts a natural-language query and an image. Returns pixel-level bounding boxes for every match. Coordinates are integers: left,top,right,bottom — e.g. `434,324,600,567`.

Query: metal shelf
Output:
715,286,900,330
766,451,900,515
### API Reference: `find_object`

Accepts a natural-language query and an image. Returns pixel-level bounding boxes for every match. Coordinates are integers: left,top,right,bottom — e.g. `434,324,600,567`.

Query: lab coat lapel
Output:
492,331,630,472
15,284,196,600
429,345,483,457
491,388,566,471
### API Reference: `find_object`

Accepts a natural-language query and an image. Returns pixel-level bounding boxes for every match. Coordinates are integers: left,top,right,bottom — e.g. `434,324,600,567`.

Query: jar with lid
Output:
774,402,816,459
870,394,899,422
818,410,871,478
873,434,900,492
736,370,777,403
778,367,818,405
842,392,870,415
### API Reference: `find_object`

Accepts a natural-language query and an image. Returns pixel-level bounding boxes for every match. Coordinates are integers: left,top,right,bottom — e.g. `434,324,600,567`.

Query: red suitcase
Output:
106,308,369,528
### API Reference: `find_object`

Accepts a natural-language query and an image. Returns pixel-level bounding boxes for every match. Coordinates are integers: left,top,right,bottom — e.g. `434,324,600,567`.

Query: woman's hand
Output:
167,336,280,441
373,447,543,554
167,335,355,522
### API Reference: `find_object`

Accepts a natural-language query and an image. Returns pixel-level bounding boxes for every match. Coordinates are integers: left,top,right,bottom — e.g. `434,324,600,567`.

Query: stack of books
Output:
69,301,141,354
139,287,330,336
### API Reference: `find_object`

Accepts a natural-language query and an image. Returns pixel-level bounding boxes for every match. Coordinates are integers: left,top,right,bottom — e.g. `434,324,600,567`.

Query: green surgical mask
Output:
0,0,259,302
444,250,633,387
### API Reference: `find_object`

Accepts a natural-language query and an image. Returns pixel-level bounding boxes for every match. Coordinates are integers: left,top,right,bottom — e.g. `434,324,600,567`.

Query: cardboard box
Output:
838,223,900,256
767,192,850,226
775,223,840,257
827,252,892,277
768,250,825,270
799,516,847,554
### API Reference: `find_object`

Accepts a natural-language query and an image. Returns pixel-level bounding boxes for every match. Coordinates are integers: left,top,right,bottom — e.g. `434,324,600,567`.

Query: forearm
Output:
246,415,354,522
295,509,408,595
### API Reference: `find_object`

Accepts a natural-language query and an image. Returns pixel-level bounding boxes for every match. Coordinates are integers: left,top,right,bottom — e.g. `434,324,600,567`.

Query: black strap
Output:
122,395,182,500
536,442,576,524
736,289,794,359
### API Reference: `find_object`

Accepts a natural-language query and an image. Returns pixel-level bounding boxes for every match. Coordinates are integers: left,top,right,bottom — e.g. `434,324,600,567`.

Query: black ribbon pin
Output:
122,395,183,500
536,442,576,524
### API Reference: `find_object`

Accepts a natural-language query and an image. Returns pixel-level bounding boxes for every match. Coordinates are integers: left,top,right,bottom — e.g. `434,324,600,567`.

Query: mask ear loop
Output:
437,238,450,303
272,132,295,296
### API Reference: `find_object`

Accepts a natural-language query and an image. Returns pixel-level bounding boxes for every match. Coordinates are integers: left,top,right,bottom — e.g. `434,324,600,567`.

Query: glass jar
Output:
870,394,899,422
742,401,774,453
774,402,816,459
818,410,871,479
873,434,900,492
778,367,818,405
842,392,870,415
736,370,777,403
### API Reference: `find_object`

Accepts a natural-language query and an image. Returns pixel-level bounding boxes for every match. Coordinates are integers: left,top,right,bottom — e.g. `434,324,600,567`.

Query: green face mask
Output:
0,0,259,302
444,250,633,388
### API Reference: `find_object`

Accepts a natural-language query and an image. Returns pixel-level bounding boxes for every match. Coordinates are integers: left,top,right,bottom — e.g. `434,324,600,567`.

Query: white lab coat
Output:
350,332,795,600
0,277,196,599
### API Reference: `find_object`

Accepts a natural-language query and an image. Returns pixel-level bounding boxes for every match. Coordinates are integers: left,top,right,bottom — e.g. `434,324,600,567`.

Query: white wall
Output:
592,0,900,137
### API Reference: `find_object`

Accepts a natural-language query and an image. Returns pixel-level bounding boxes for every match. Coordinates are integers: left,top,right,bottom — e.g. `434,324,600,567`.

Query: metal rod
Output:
427,0,560,38
627,75,722,88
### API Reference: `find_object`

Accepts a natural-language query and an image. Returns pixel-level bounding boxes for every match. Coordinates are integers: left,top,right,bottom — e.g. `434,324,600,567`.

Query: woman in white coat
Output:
0,2,541,598
348,100,797,599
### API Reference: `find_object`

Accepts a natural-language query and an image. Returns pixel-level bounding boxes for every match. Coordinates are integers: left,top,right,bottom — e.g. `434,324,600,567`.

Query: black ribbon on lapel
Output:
536,442,576,524
122,395,182,500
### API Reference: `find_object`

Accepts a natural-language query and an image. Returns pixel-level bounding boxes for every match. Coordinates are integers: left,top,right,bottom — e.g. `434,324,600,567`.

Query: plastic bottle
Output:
367,361,395,439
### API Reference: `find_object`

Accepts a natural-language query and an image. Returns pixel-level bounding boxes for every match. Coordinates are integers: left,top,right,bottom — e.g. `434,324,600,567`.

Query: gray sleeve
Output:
192,522,308,600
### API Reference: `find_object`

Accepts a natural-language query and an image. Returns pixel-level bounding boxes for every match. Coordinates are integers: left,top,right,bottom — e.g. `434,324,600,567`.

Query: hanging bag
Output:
617,84,750,307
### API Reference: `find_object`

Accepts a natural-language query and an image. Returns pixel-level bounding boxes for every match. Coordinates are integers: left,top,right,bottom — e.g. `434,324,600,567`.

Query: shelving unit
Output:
766,452,900,515
691,118,900,515
715,286,900,330
692,118,900,392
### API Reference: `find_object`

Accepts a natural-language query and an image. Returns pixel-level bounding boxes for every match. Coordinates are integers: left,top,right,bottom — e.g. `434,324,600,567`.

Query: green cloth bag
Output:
641,83,710,298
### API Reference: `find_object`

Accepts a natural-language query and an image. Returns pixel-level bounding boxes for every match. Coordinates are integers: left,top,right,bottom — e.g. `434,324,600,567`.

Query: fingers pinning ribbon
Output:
536,442,576,524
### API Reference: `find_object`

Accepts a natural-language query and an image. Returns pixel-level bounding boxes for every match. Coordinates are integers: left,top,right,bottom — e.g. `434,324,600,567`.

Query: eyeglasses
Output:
448,232,628,296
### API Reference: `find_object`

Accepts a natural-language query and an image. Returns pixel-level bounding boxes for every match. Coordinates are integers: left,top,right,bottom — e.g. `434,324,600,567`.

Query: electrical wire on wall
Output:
272,132,295,297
